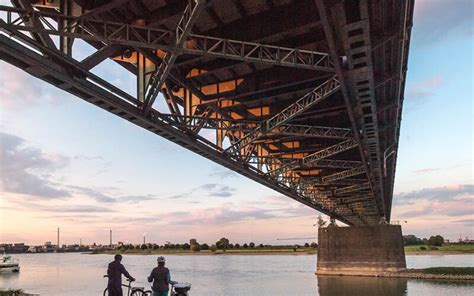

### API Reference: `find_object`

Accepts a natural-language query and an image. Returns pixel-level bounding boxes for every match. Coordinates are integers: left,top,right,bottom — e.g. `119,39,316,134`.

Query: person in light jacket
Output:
148,256,176,296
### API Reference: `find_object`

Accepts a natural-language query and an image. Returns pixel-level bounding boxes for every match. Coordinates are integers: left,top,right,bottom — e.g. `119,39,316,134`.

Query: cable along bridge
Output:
0,0,413,226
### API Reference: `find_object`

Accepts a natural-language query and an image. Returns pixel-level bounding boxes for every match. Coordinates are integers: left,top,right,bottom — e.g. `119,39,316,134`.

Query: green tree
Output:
428,235,444,246
190,244,200,252
190,239,197,246
140,244,148,250
201,243,209,250
210,244,217,252
234,243,240,248
403,235,423,246
249,242,255,248
216,237,230,252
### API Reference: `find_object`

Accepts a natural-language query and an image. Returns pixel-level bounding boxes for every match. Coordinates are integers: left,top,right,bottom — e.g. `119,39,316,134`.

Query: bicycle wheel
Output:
103,287,120,296
130,289,151,296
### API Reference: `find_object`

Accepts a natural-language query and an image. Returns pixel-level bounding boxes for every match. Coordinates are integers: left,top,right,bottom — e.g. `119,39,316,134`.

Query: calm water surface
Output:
1,253,473,295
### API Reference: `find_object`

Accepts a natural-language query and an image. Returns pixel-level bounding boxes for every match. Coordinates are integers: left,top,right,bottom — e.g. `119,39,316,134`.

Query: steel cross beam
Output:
302,138,358,165
142,0,205,113
322,166,366,183
267,138,358,177
225,75,341,158
270,124,353,139
158,113,353,139
334,182,371,195
0,5,335,72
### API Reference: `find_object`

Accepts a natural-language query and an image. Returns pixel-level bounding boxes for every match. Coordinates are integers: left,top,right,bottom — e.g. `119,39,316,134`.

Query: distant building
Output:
458,237,474,244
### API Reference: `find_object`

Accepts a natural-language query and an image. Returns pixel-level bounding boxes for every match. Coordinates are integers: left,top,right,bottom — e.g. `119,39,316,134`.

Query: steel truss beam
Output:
270,124,352,139
225,75,341,158
143,0,204,113
0,28,356,225
159,113,353,140
0,5,335,72
267,138,359,177
322,166,366,183
334,182,371,195
302,139,358,164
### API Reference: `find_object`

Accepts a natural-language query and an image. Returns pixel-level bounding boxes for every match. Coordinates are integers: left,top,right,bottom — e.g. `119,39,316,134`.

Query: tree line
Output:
403,234,445,246
116,237,317,252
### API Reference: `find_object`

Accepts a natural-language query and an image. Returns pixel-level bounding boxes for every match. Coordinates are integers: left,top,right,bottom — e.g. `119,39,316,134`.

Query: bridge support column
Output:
316,225,406,276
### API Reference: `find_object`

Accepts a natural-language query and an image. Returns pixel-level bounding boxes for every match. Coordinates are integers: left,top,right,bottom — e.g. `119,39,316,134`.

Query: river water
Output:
0,253,473,295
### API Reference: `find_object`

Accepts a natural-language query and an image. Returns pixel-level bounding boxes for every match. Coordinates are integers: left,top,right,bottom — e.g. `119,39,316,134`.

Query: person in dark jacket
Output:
107,254,135,296
148,256,176,296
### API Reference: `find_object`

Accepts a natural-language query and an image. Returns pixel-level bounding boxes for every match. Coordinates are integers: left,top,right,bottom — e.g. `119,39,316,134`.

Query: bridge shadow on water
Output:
317,275,408,296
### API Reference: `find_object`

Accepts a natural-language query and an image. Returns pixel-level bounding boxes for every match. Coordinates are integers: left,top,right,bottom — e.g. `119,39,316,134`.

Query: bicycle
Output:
103,275,152,296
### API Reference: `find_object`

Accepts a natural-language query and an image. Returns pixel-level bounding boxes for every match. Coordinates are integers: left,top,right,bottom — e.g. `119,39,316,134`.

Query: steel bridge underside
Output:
0,0,413,226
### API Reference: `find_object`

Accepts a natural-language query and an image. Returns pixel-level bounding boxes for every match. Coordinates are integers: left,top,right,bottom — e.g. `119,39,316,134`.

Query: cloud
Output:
165,183,237,200
68,185,156,203
454,219,474,227
8,199,116,214
1,131,70,199
166,207,275,225
395,184,474,219
0,62,66,109
74,155,112,175
411,168,441,174
49,205,116,213
394,184,473,204
414,0,473,44
208,167,238,179
1,131,156,204
407,75,444,101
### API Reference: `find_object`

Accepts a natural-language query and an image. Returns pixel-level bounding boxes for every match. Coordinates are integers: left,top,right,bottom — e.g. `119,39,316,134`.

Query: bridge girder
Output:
0,0,414,226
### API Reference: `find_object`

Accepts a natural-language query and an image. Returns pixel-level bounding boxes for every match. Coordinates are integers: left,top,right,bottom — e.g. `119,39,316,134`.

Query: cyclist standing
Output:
147,256,176,296
107,254,135,296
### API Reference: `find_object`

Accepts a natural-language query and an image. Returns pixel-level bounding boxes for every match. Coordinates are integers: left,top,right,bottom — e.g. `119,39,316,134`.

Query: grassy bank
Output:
416,267,474,276
382,267,474,280
404,244,474,254
0,289,38,296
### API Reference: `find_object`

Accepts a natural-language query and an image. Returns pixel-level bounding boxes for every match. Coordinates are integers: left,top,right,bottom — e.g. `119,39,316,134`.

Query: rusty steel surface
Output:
0,0,414,225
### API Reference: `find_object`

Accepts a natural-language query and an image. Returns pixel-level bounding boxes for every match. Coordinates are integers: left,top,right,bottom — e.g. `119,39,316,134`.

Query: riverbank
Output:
91,244,474,256
93,248,317,255
404,244,474,255
0,289,38,296
380,267,474,281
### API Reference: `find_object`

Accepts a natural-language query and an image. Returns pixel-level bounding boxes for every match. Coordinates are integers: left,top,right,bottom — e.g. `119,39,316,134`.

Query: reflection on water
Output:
0,253,473,296
318,276,408,296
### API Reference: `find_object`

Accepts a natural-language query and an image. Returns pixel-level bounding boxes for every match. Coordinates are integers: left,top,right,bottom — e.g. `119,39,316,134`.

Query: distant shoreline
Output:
5,244,473,256
90,248,474,256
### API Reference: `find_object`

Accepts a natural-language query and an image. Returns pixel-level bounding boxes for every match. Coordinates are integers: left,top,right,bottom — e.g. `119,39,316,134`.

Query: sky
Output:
0,0,473,246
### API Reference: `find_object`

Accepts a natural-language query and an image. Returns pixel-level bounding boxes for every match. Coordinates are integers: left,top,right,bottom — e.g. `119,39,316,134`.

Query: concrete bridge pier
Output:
316,225,406,276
